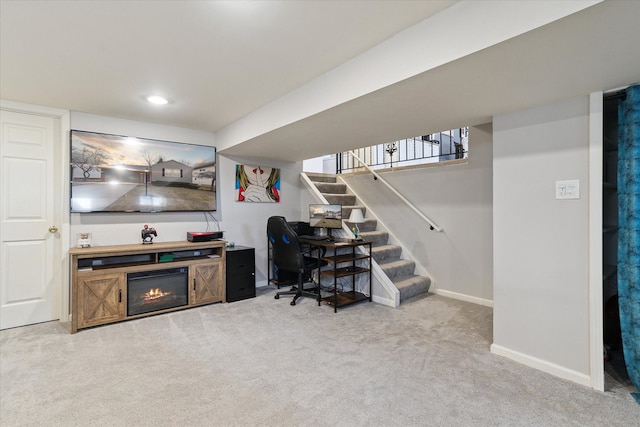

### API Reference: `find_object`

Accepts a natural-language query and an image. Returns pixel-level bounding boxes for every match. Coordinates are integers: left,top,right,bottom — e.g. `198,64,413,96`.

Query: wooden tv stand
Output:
69,240,226,333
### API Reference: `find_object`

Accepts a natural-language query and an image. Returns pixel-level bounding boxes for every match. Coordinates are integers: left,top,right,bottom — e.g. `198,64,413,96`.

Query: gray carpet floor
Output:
1,288,639,426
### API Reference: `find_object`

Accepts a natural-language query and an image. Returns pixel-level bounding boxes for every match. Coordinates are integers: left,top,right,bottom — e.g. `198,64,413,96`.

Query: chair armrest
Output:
301,243,327,258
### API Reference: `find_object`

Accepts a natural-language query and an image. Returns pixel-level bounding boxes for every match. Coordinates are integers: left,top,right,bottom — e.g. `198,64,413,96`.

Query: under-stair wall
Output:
338,123,494,306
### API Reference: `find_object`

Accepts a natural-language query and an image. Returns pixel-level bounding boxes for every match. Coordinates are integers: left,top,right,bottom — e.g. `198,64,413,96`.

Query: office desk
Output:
299,237,372,313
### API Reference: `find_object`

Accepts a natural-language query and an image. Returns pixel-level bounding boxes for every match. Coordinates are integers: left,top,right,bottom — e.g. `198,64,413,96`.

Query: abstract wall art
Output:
235,164,280,203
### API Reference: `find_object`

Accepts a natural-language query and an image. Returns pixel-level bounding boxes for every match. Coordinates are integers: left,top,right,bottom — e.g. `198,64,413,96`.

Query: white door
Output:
0,108,61,329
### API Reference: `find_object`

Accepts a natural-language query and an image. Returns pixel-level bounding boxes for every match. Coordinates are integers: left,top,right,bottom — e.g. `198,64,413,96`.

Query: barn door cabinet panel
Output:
76,271,125,329
190,259,225,305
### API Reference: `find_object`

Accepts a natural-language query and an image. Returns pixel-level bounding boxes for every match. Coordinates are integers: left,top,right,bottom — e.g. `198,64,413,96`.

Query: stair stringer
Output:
337,175,435,288
301,173,399,307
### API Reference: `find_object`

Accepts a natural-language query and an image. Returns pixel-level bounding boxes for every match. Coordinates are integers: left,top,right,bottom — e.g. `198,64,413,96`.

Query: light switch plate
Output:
556,180,580,199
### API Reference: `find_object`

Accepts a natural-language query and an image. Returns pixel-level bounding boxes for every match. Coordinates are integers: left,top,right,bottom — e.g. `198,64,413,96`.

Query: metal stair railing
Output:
337,129,468,173
345,151,443,233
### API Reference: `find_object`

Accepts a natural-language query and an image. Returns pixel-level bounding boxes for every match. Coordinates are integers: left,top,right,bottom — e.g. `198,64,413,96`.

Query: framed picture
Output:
235,164,280,203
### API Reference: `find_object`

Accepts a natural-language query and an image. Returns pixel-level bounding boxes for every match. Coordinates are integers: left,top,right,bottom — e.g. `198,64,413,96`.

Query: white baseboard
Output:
432,288,493,307
372,294,395,307
490,343,592,387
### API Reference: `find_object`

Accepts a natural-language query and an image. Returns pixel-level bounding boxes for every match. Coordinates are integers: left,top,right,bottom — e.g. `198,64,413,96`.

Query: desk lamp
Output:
348,208,365,241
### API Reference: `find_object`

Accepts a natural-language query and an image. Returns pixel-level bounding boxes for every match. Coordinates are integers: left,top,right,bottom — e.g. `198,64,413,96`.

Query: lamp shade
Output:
348,208,364,224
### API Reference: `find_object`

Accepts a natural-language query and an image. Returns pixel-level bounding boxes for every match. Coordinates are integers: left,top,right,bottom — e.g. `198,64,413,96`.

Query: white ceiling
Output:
0,1,453,129
2,1,640,163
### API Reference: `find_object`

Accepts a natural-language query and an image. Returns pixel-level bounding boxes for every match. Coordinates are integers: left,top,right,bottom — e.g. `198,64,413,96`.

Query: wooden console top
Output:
69,239,227,258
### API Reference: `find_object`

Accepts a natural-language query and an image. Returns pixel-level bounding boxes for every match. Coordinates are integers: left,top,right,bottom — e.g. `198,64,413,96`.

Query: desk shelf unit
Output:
70,240,226,333
315,240,372,313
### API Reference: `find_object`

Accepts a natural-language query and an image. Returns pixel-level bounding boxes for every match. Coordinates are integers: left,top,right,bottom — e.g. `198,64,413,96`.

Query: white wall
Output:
215,1,599,152
302,155,337,174
341,123,494,304
491,96,591,385
217,154,304,286
302,156,323,173
70,112,304,288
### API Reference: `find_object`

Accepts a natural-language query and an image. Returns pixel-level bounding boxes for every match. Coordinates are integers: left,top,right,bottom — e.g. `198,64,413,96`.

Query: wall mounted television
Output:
70,130,216,213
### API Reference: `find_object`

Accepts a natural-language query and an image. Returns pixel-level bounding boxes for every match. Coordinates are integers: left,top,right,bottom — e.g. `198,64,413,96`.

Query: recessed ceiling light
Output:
146,95,169,105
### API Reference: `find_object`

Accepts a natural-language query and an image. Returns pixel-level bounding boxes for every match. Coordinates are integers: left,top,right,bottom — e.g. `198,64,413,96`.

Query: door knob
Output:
49,226,59,233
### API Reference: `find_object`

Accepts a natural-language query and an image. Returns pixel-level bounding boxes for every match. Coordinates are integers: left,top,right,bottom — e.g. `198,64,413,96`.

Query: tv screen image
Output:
70,130,216,213
309,204,343,229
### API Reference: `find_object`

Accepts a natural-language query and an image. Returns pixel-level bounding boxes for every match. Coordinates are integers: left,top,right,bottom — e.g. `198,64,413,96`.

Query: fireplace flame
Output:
144,288,174,301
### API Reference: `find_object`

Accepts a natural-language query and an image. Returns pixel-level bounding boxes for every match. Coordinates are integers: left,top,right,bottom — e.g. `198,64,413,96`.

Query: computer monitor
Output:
309,204,343,232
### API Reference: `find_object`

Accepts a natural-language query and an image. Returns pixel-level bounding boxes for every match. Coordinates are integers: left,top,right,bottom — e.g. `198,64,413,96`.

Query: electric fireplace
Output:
127,267,189,316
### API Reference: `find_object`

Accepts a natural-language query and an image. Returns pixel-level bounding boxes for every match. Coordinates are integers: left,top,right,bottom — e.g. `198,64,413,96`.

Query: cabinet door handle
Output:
193,278,196,291
119,289,122,303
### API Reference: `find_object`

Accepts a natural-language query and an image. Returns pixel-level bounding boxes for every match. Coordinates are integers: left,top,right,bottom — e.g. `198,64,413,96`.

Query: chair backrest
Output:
267,216,305,274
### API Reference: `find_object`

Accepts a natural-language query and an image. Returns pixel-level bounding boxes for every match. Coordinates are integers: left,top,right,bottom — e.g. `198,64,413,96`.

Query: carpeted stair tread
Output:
395,275,431,302
307,173,337,183
345,218,377,232
380,259,416,281
314,182,346,193
325,193,356,206
371,244,402,264
358,230,389,246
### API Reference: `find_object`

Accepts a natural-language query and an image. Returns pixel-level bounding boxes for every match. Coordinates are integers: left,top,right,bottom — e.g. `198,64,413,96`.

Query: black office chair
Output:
267,216,325,306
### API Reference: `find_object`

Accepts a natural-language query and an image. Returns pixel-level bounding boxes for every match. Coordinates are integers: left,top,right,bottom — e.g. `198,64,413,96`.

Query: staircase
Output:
306,173,431,303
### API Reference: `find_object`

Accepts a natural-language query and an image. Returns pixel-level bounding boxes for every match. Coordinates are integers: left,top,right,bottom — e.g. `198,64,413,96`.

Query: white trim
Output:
59,110,71,323
300,172,328,203
432,288,493,308
371,294,396,307
588,91,604,391
371,262,399,307
490,344,591,387
0,100,68,117
0,100,71,323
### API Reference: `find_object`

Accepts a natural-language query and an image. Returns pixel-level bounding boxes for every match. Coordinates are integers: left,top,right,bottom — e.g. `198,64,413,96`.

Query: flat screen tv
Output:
309,204,343,229
70,130,216,213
